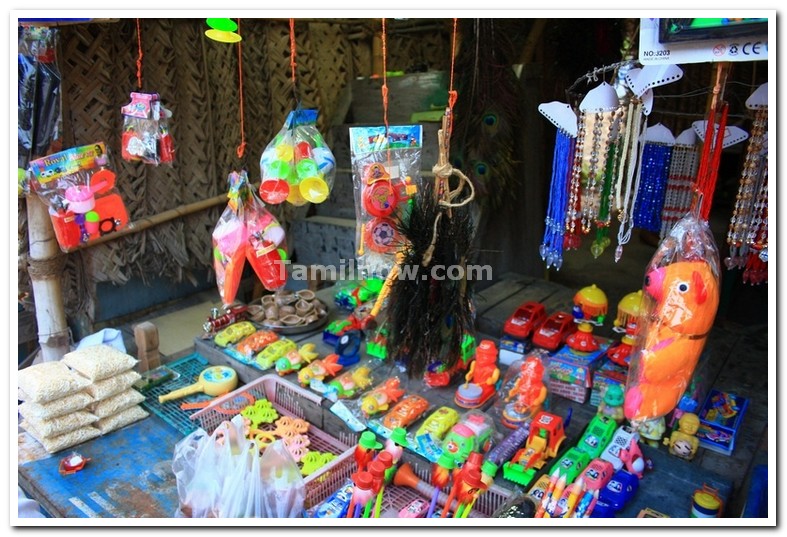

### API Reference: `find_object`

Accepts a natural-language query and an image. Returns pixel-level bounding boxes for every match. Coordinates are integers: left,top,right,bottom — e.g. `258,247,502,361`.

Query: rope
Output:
236,18,246,159
422,163,476,266
289,18,298,104
448,18,458,113
381,18,389,135
27,255,67,282
135,18,143,89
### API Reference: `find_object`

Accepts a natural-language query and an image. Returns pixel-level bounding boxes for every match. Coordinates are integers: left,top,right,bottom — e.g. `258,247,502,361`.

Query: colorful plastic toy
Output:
565,322,600,353
503,302,547,340
323,305,372,347
618,437,648,479
501,355,548,429
311,478,354,518
326,366,373,399
275,343,319,376
416,407,461,441
202,304,249,335
381,395,429,430
624,257,720,423
532,311,577,352
334,278,384,311
578,458,615,491
591,469,639,518
663,412,701,460
399,498,429,518
366,326,388,360
234,329,279,357
213,321,257,347
600,425,641,471
423,334,475,388
440,410,495,467
597,384,626,424
298,354,343,387
606,322,637,367
503,411,565,486
482,422,531,483
637,417,666,448
612,290,644,333
256,338,297,370
548,446,591,484
572,284,608,326
455,339,500,409
360,378,405,417
576,415,617,460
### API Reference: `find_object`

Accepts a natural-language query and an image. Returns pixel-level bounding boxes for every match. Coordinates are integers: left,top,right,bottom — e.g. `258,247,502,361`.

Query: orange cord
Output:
290,18,297,87
236,18,246,159
381,18,389,136
135,18,143,89
448,18,458,112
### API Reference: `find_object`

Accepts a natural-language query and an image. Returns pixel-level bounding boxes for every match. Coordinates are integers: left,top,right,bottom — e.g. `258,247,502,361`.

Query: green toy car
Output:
256,338,297,370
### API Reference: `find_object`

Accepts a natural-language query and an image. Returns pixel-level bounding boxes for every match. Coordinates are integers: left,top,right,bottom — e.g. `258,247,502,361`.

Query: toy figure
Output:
618,438,647,479
360,378,405,417
638,417,666,448
298,354,343,387
663,412,701,461
274,343,319,375
455,340,500,409
501,356,548,429
624,259,720,423
326,366,373,399
597,385,625,425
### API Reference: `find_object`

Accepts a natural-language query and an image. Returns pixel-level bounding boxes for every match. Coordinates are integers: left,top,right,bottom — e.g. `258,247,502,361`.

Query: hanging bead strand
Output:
564,112,586,250
540,129,575,270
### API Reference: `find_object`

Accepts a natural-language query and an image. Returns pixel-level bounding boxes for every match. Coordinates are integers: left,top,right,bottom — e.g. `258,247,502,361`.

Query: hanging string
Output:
695,102,729,220
381,18,389,136
135,19,143,89
289,18,299,104
236,19,246,159
447,18,458,114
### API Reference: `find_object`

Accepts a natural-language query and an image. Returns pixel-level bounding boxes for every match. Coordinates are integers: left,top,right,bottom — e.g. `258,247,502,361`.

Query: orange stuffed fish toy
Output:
624,260,719,422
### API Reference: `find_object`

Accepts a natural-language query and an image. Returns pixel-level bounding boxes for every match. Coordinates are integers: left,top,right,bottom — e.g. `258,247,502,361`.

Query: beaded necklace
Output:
540,129,575,270
659,143,699,239
615,100,646,262
632,141,673,233
591,106,625,258
742,160,768,285
564,112,586,250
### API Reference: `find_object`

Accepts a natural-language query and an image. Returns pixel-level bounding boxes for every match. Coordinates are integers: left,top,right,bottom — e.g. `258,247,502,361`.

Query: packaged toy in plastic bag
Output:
349,125,423,277
121,91,175,165
492,352,551,430
259,109,335,206
27,142,129,251
212,170,288,305
623,212,720,424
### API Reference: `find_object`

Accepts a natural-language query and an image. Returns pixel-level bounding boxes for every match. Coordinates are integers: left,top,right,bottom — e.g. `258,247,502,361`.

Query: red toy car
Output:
503,302,547,340
532,311,577,352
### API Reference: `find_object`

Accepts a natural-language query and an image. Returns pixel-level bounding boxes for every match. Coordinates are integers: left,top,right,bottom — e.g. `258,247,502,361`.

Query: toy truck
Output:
502,411,566,486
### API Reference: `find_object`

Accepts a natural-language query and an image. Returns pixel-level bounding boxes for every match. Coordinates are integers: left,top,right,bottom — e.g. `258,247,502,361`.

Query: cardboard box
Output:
696,389,749,456
590,359,630,407
547,338,611,404
498,335,532,366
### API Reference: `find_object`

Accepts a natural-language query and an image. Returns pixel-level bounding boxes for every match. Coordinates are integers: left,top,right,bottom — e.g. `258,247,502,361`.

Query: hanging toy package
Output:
212,170,288,306
349,125,423,278
623,211,721,425
259,109,336,207
27,142,130,251
121,91,175,165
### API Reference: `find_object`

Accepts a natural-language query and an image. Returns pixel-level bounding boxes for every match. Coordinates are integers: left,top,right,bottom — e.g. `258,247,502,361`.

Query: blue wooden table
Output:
18,415,183,518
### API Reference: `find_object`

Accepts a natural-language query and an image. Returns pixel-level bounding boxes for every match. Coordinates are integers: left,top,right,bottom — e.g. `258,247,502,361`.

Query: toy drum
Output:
457,383,482,402
691,485,722,518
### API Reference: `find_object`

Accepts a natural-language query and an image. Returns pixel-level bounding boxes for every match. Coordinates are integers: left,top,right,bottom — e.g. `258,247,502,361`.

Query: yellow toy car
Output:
256,338,297,370
415,406,460,440
214,321,257,347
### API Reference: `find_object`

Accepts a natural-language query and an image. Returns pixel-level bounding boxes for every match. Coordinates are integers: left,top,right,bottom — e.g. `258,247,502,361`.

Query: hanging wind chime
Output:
726,83,768,285
386,18,476,378
632,123,675,234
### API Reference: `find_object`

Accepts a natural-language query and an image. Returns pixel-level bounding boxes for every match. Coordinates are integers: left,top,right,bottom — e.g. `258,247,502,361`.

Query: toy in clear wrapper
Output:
624,213,721,424
259,109,335,206
121,92,174,165
212,171,288,305
496,355,549,429
349,125,423,277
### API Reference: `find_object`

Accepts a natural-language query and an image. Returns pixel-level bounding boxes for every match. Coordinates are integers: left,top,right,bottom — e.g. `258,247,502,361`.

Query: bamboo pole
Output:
62,193,227,253
26,195,69,362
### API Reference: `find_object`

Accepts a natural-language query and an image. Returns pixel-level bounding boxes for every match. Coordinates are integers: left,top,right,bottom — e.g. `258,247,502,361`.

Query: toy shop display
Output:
27,142,130,251
212,170,288,305
623,212,721,424
121,92,175,165
259,109,336,206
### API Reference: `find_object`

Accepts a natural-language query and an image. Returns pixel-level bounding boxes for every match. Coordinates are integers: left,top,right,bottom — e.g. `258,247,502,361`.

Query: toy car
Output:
548,446,590,483
576,415,618,460
399,498,430,518
601,425,641,471
234,329,279,357
441,410,495,467
532,311,577,352
503,302,547,340
416,406,461,440
214,321,257,347
591,469,639,517
381,394,429,430
579,458,615,491
503,411,566,486
255,338,297,370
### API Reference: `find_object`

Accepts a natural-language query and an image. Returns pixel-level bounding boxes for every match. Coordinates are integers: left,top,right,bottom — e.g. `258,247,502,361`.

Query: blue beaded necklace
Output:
633,142,673,234
540,129,575,270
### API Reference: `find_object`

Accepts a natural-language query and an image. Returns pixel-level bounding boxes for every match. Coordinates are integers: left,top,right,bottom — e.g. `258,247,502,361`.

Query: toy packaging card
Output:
547,338,611,404
349,125,423,278
121,92,175,166
27,142,130,251
696,389,749,456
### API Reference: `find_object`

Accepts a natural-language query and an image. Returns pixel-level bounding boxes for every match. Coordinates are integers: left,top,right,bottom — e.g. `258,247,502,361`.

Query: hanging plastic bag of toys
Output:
244,186,288,293
120,91,175,166
623,211,721,425
348,125,424,278
259,109,335,206
212,171,252,306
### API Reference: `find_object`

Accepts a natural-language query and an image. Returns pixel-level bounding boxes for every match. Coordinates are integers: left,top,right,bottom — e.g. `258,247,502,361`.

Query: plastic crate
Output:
191,374,355,509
